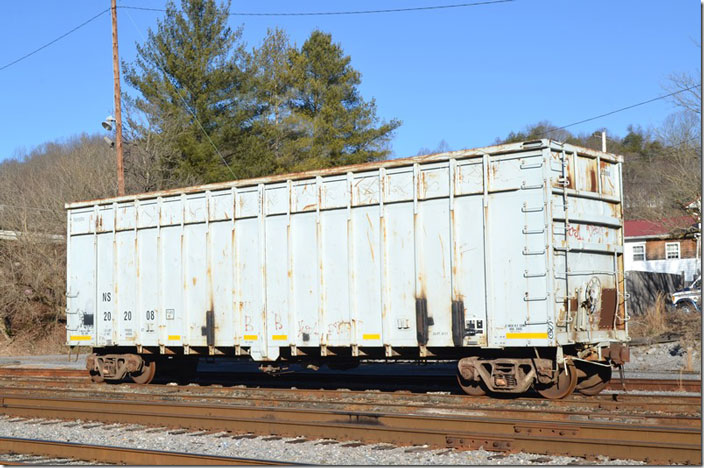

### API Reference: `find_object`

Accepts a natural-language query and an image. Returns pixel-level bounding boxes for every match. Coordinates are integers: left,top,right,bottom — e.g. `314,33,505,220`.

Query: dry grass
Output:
629,292,701,343
0,323,68,356
629,292,671,339
629,292,701,372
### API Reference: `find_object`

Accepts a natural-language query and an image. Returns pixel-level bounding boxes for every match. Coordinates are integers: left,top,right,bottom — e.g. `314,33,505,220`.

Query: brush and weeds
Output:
0,323,68,356
629,292,701,371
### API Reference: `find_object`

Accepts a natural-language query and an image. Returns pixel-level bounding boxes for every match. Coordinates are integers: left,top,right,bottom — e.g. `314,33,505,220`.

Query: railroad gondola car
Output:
66,140,629,398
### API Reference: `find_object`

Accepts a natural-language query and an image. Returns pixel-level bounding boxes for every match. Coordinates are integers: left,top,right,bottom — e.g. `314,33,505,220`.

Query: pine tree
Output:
124,8,402,184
246,28,301,175
123,0,251,184
286,31,401,170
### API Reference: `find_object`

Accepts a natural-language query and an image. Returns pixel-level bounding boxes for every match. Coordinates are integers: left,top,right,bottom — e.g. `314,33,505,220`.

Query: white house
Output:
624,217,701,284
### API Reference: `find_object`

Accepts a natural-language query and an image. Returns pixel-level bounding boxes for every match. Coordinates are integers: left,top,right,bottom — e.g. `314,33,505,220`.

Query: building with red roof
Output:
624,217,701,283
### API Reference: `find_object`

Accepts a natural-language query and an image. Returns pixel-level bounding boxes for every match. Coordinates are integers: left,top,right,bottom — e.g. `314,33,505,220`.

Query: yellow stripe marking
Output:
506,332,548,340
243,334,258,341
362,333,380,340
69,335,91,341
271,335,288,341
167,335,181,341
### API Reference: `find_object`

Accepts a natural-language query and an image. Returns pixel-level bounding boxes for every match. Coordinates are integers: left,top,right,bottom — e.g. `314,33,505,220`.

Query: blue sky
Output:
0,0,700,161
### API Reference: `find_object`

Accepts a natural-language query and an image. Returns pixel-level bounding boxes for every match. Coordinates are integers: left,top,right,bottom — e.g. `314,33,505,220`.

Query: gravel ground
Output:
0,416,642,465
0,354,86,370
628,342,701,373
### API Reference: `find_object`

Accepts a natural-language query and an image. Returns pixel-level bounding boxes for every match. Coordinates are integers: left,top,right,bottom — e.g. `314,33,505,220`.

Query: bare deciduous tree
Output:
665,71,701,117
0,135,114,349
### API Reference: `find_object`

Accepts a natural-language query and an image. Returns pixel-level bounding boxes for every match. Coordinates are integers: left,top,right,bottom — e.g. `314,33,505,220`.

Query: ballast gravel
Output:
628,342,701,373
0,416,643,465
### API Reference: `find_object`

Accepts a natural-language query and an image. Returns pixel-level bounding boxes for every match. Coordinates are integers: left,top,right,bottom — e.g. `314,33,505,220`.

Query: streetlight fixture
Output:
101,114,120,187
102,116,116,132
101,116,116,148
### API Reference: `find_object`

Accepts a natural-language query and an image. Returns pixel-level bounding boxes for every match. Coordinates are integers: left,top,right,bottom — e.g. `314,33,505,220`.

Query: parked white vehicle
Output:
671,277,701,313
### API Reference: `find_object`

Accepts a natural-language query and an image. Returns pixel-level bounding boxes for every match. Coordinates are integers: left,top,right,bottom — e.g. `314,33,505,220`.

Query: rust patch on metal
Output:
609,201,620,217
616,255,626,330
513,425,578,437
560,297,578,326
420,171,428,197
598,288,617,329
566,156,574,188
600,160,614,195
587,166,598,192
446,436,514,452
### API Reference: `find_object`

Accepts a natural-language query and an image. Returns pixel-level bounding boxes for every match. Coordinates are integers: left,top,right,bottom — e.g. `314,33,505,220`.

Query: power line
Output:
122,8,236,180
0,8,109,73
120,0,514,17
542,84,702,137
0,1,512,73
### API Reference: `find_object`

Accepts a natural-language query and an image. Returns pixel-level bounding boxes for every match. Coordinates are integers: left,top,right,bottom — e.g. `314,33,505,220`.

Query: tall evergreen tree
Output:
246,28,301,175
124,8,401,184
123,0,251,183
286,31,401,170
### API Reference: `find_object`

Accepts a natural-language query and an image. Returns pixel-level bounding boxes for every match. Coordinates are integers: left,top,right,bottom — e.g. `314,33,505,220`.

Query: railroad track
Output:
0,436,289,465
0,367,700,417
0,381,699,421
0,367,699,463
0,366,699,393
608,377,701,393
0,390,699,464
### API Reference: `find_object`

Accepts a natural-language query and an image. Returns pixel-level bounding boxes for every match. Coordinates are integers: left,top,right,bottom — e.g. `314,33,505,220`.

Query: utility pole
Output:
601,131,607,153
111,0,125,196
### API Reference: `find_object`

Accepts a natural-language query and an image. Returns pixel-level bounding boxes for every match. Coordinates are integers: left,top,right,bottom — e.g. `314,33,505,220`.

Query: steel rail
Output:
0,373,700,417
0,369,86,378
608,378,702,393
0,436,290,465
0,384,698,427
0,367,699,392
0,394,699,464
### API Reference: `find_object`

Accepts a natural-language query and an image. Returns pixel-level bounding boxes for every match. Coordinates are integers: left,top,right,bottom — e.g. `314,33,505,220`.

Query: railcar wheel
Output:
130,360,156,385
536,361,577,399
576,365,612,396
457,372,486,396
89,370,104,383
